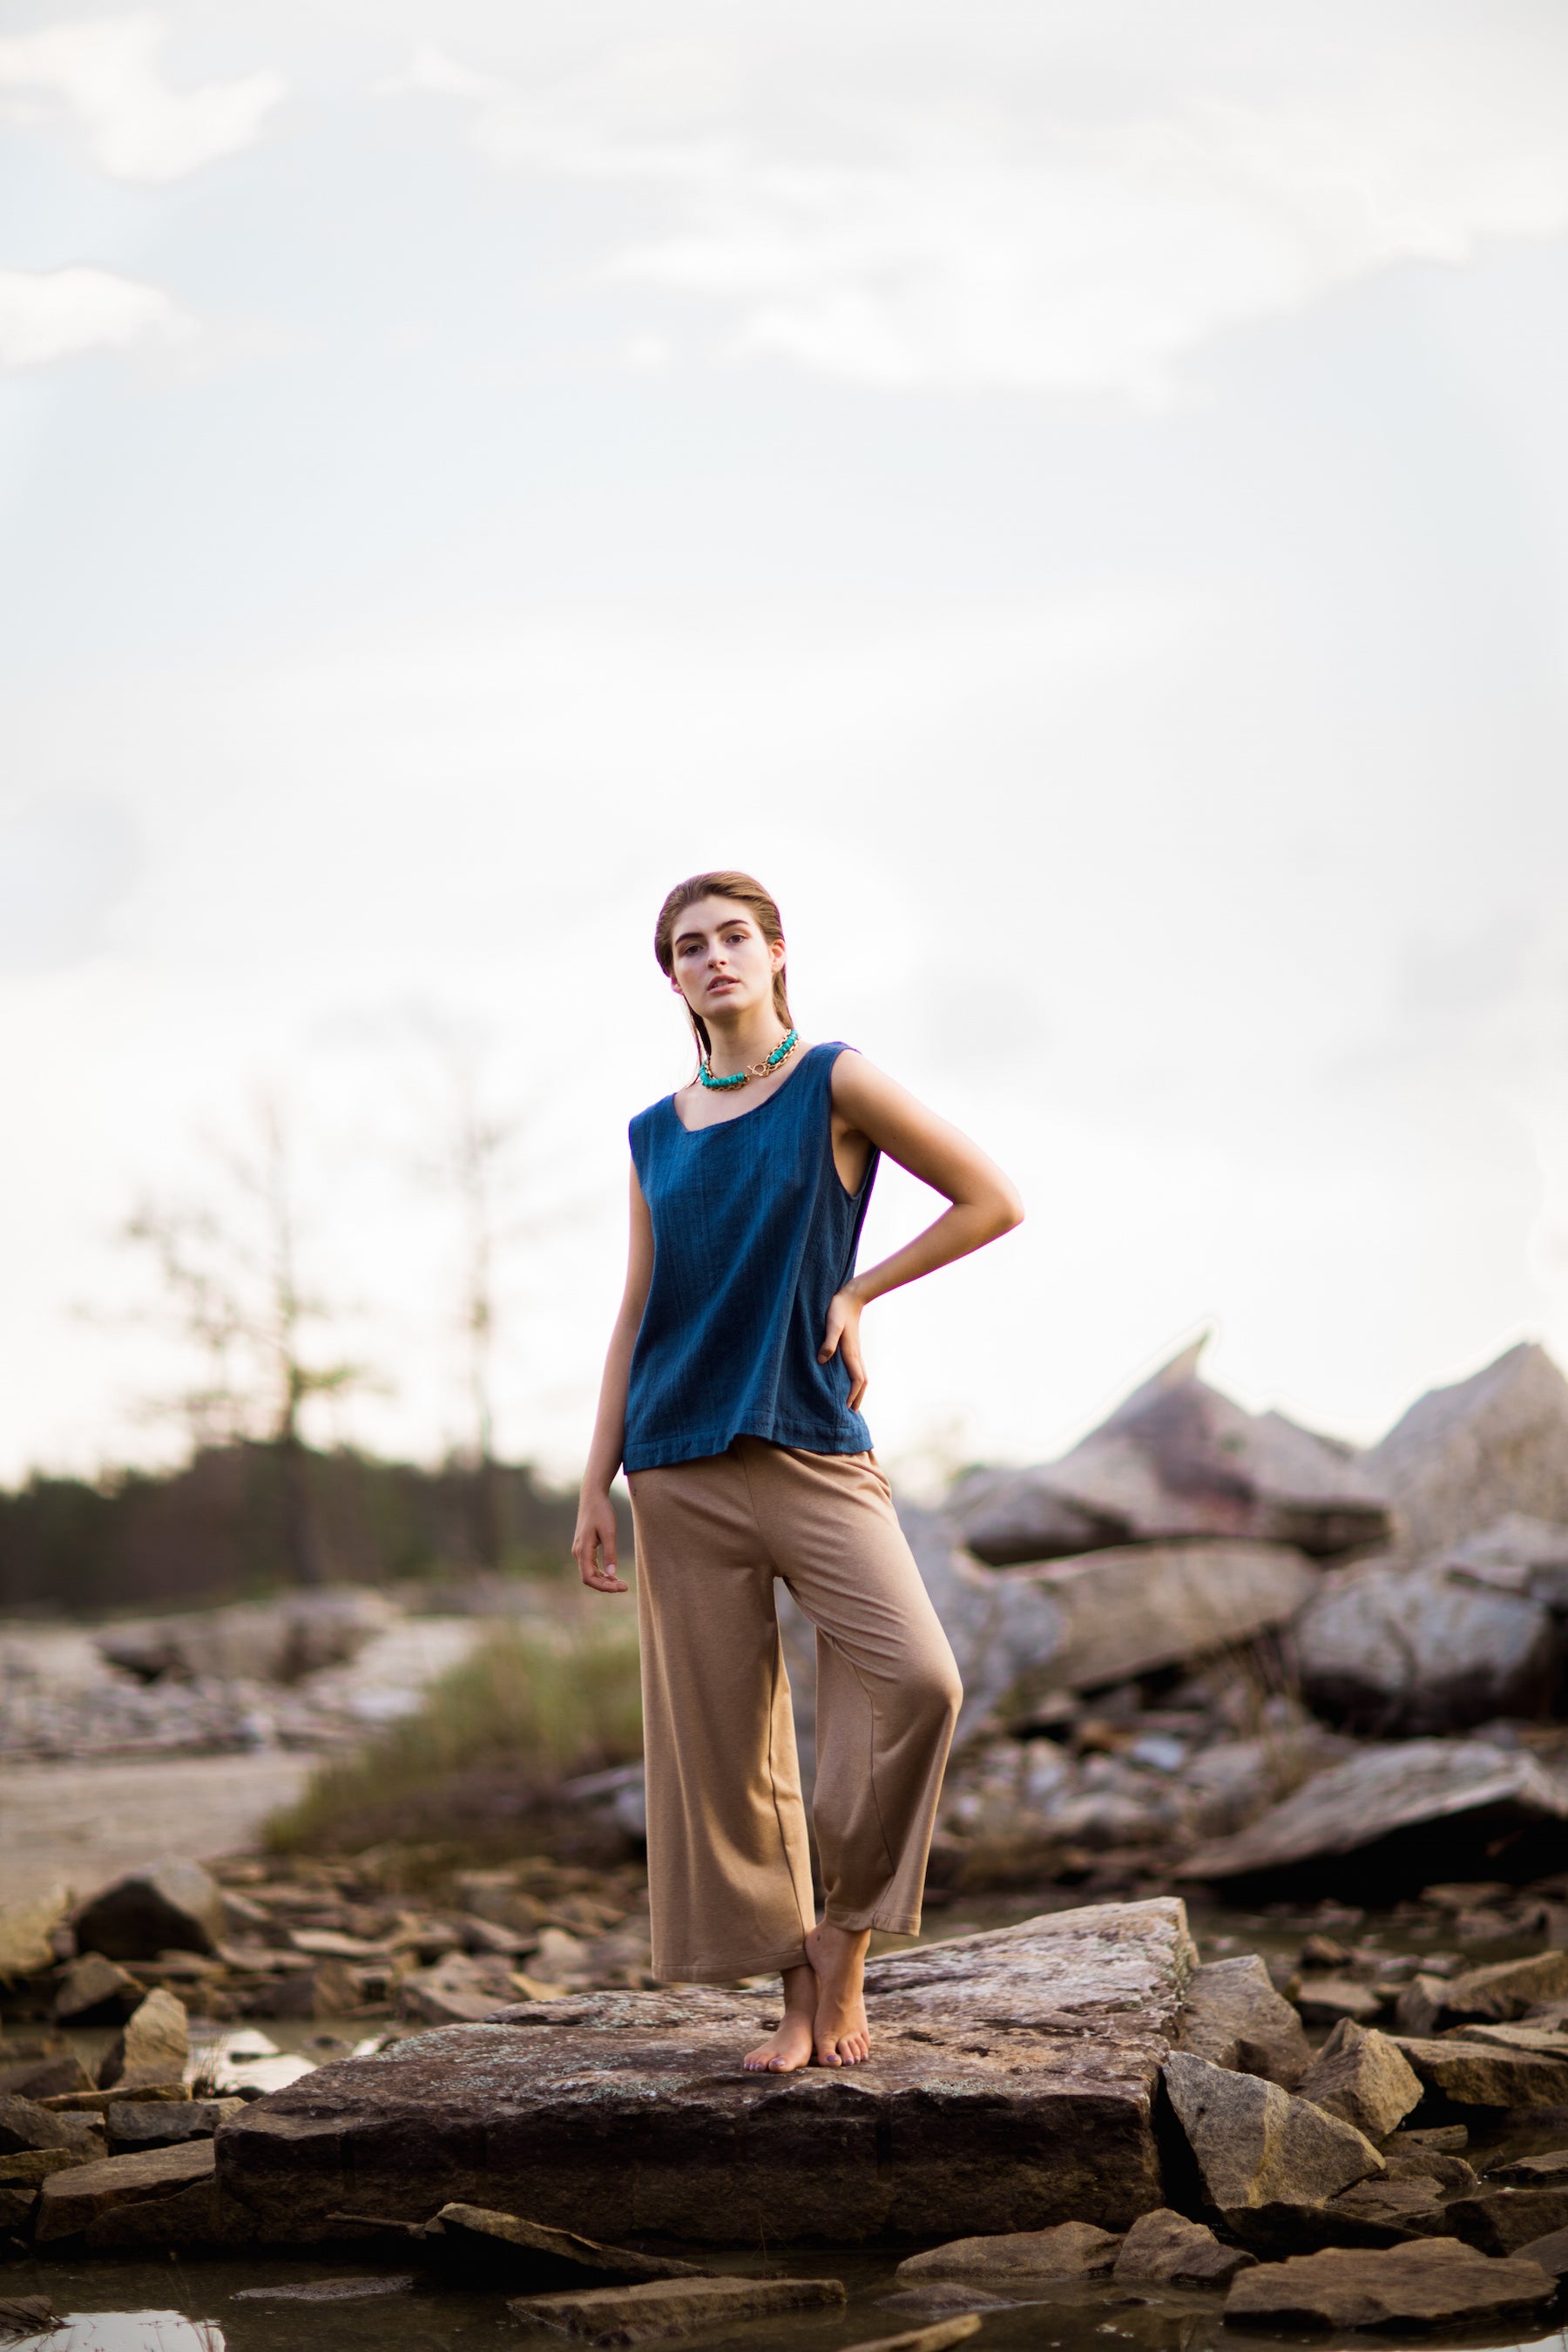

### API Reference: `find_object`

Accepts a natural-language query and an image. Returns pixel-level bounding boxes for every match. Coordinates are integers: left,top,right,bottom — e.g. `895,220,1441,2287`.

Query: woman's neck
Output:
701,1005,792,1077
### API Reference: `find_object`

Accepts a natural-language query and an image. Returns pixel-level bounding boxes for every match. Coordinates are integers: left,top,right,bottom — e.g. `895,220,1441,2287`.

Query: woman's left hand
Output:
819,1288,868,1409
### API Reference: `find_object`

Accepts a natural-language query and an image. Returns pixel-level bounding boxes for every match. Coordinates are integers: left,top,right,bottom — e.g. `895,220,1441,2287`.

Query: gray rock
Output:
98,1989,188,2090
0,2054,91,2101
1297,2021,1423,2141
233,2276,417,2301
423,2202,707,2283
1389,2035,1568,2108
1399,1950,1568,2032
1175,1955,1310,2088
1180,1738,1568,1888
1296,1978,1386,2029
950,1340,1389,1565
74,1860,225,1961
1443,1512,1568,1610
106,2098,243,2153
1295,1556,1559,1734
1516,2225,1568,2274
1365,1343,1568,1565
1489,2150,1568,2184
1161,2051,1382,2220
1112,2208,1255,2285
98,1588,392,1686
1018,1541,1320,1695
219,1897,1194,2246
35,2137,213,2244
875,2284,1018,2315
1222,2236,1556,2328
0,2096,74,2156
897,1506,1064,1736
51,1953,139,2024
895,2222,1121,2281
508,2275,846,2344
1322,2178,1452,2246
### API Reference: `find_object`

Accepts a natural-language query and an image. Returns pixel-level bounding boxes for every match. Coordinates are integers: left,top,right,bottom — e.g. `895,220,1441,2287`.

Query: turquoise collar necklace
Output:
698,1027,800,1092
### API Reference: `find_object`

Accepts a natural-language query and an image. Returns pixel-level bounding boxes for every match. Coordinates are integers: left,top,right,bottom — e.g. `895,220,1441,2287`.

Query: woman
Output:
573,871,1023,2072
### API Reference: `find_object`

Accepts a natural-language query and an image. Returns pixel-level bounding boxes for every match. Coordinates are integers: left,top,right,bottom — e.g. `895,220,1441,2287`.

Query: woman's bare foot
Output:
743,1962,818,2072
804,1921,871,2065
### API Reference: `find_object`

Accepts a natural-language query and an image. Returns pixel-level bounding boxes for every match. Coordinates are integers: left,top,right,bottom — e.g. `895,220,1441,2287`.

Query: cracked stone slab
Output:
219,1898,1194,2246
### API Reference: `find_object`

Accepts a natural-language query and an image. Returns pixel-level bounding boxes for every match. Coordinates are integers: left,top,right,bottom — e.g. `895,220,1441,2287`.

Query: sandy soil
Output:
0,1749,319,1903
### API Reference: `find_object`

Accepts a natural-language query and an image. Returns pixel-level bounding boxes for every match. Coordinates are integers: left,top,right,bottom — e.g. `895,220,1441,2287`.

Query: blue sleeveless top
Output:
623,1043,879,1472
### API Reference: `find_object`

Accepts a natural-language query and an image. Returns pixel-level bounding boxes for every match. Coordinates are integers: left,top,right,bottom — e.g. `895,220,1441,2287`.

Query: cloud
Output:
0,793,140,971
386,19,1568,395
0,12,284,184
0,263,198,370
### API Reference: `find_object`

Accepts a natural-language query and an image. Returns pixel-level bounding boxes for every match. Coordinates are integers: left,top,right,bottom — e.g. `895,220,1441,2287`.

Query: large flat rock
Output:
219,1898,1194,2247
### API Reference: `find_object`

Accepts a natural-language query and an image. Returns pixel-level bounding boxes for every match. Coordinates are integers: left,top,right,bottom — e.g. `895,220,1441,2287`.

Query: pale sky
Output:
5,2,1568,1490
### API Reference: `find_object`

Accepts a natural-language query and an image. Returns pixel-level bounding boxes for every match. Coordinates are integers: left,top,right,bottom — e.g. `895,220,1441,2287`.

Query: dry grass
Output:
266,1603,643,1862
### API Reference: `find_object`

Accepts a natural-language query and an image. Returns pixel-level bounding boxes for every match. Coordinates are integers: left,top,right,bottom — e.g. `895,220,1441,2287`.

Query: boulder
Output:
1440,2186,1568,2255
73,1861,225,1961
1396,1950,1568,2034
1442,1512,1568,1609
98,1588,392,1686
1389,2035,1568,2108
1365,1343,1568,1563
1297,2022,1423,2142
0,1890,66,1985
897,1508,1064,1736
1112,2208,1255,2286
1295,1557,1559,1734
949,1341,1389,1565
0,2098,75,2157
1381,2148,1477,2193
98,1990,188,2090
895,2222,1121,2282
507,2275,846,2344
423,2203,707,2284
0,2055,91,2101
1017,1541,1320,1694
105,2099,244,2153
1322,2178,1452,2246
1295,1978,1385,2029
219,1898,1194,2246
1179,1740,1568,1895
51,1953,139,2025
1222,2237,1556,2328
34,2138,213,2245
1161,2053,1382,2224
875,2285,1017,2316
1174,1955,1310,2088
1490,2150,1568,2184
1517,2225,1568,2275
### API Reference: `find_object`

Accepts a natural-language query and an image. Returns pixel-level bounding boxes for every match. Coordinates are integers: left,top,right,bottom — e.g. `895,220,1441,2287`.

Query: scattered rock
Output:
1380,2147,1476,2193
97,1989,189,2090
40,2081,188,2114
1390,2035,1568,2108
1396,2125,1468,2153
1019,1542,1320,1695
895,2222,1122,2282
73,1860,226,1961
1440,2185,1568,2255
0,2054,90,2101
1401,1950,1568,2032
876,2284,1017,2315
1112,2208,1255,2286
0,2097,75,2156
233,2275,418,2301
1180,1740,1568,1894
34,2137,214,2245
1175,1955,1310,2088
106,2098,244,2153
51,1953,139,2025
896,1507,1065,1737
1363,1342,1568,1565
949,1341,1389,1564
507,2274,846,2345
1297,2021,1423,2141
1161,2052,1382,2223
1296,1555,1560,1734
99,1588,391,1686
1295,1977,1385,2029
1489,2150,1568,2184
1516,2225,1568,2275
0,2151,87,2189
220,1898,1193,2245
0,2296,57,2341
1223,2235,1556,2328
424,2203,707,2284
0,1892,67,1985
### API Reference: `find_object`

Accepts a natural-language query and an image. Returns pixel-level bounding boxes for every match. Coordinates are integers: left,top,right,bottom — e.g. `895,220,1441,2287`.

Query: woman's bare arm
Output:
820,1054,1024,1409
573,1161,655,1593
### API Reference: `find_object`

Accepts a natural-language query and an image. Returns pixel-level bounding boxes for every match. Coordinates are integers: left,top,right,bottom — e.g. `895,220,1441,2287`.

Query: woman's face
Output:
670,896,785,1023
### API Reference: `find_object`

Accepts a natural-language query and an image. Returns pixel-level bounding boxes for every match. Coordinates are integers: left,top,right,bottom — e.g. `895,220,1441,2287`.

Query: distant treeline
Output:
0,1444,596,1619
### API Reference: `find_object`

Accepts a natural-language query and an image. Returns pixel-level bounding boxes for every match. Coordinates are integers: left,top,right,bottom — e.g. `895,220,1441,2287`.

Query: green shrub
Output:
267,1605,643,1861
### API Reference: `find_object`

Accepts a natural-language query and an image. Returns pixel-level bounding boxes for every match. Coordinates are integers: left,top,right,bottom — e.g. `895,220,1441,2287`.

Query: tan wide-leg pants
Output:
627,1436,962,1984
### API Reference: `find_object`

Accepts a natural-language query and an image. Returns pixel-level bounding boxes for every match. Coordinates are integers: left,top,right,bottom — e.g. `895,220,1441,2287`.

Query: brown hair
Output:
654,870,794,1064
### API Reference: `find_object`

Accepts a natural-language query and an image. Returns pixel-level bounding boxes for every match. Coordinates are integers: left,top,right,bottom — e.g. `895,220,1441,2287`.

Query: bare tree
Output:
125,1097,369,1586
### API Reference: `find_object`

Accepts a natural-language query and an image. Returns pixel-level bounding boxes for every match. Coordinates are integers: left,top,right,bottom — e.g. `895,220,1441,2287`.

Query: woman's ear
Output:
771,937,787,971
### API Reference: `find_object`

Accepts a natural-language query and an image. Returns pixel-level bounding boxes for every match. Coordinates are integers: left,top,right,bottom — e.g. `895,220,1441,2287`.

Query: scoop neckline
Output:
667,1041,822,1135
